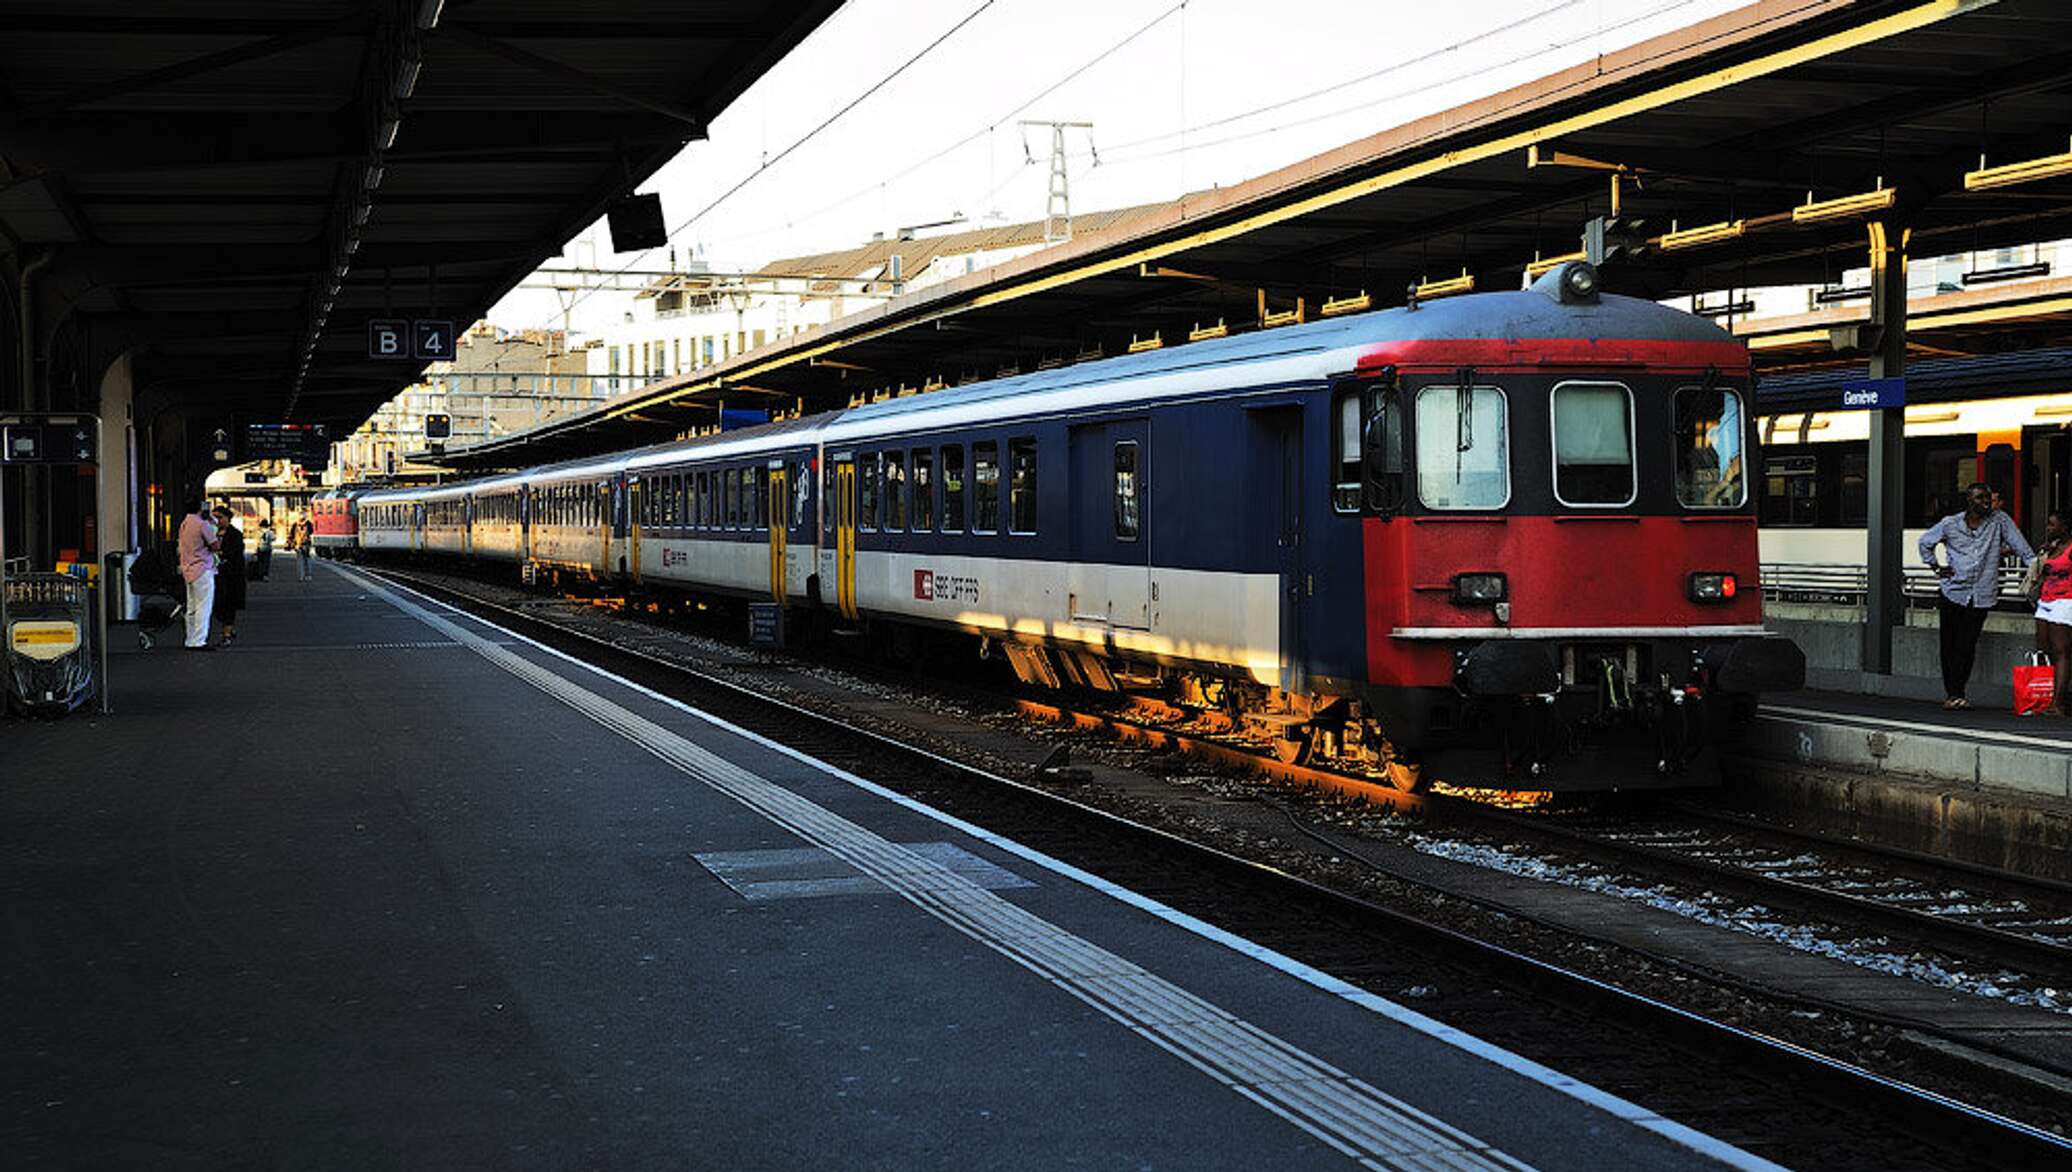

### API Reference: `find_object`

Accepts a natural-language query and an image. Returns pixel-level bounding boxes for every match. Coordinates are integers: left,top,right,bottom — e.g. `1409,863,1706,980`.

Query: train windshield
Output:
1551,381,1636,507
1414,384,1508,509
1673,384,1748,509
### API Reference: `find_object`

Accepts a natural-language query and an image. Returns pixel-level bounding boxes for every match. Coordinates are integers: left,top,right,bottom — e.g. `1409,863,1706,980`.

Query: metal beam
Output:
2,16,767,38
441,26,708,129
0,111,683,179
16,13,373,121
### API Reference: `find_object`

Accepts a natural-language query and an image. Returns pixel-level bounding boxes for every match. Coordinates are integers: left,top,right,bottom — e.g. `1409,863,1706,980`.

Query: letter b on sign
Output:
368,319,408,359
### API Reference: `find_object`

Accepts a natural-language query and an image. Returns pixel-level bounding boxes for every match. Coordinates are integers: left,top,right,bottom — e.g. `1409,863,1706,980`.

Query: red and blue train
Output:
350,262,1803,791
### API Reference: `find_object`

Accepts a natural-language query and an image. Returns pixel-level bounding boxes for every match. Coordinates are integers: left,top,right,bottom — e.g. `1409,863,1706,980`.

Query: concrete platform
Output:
0,562,1774,1171
1730,690,2072,880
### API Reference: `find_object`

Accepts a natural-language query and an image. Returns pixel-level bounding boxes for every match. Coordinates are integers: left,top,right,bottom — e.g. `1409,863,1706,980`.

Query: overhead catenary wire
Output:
542,0,1005,326
1080,0,1712,169
705,0,1687,257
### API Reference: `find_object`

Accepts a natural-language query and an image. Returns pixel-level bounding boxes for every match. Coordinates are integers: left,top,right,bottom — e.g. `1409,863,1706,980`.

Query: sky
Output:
488,0,1753,338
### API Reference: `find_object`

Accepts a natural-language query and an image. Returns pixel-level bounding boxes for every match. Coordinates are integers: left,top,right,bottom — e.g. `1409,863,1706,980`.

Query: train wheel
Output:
1272,733,1312,766
1383,760,1424,792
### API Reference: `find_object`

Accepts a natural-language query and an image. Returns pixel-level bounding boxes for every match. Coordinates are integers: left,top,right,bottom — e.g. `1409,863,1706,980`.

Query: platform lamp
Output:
1965,139,2072,191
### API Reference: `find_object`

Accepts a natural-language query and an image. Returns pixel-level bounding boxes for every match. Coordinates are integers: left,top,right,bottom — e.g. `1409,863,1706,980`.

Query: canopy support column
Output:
1862,219,1909,676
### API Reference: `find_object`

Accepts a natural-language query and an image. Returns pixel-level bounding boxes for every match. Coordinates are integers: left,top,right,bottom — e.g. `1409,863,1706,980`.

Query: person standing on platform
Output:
1919,481,2033,710
291,514,315,581
175,498,221,652
2032,510,2072,717
254,518,275,581
212,506,247,643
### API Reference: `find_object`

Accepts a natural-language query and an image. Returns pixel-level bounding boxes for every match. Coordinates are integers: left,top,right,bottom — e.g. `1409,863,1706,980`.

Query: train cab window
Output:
1551,381,1636,507
1333,392,1362,513
884,450,907,531
1114,442,1142,540
973,442,1000,533
860,454,880,531
940,445,965,532
1008,438,1038,534
911,449,934,531
1414,385,1509,509
1672,384,1748,508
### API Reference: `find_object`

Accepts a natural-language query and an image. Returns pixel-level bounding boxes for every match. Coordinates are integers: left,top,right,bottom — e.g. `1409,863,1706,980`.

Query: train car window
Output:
1009,438,1038,533
860,454,880,530
912,449,934,531
754,468,769,532
1839,449,1869,527
941,445,965,532
973,442,1000,533
1551,381,1636,507
1760,455,1819,527
1415,385,1509,509
884,450,907,531
722,468,739,528
1333,392,1362,513
1114,442,1141,540
1672,385,1748,508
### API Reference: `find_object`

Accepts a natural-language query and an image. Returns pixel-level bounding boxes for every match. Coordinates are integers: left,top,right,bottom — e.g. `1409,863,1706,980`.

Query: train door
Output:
519,486,532,564
1250,407,1306,692
1067,419,1151,629
628,477,643,585
832,455,859,620
2028,426,2072,522
601,477,619,575
766,460,788,603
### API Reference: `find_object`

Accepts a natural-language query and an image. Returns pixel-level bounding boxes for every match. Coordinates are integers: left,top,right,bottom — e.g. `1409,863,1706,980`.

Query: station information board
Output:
242,422,328,464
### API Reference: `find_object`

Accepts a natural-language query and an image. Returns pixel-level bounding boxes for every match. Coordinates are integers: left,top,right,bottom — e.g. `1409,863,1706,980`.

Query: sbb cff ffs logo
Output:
914,569,935,600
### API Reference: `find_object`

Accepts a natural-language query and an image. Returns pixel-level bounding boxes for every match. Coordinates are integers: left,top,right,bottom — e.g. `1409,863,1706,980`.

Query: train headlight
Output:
1453,572,1508,605
1688,572,1738,603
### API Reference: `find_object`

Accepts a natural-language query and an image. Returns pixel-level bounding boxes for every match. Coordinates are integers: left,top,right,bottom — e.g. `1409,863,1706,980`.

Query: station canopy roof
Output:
0,1,843,438
423,0,2072,472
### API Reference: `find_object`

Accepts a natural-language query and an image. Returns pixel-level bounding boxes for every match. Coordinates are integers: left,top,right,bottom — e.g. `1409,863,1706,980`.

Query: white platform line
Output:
1759,703,2072,751
343,566,1783,1172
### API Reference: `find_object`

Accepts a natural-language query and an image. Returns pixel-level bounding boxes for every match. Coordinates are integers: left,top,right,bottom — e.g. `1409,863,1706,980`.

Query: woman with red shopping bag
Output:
2027,511,2072,717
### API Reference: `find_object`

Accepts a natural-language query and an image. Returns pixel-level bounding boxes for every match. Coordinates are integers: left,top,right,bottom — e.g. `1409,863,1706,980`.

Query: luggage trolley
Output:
5,572,96,715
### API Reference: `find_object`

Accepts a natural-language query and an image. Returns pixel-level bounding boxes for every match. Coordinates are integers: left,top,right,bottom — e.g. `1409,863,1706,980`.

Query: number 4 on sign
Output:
414,319,455,360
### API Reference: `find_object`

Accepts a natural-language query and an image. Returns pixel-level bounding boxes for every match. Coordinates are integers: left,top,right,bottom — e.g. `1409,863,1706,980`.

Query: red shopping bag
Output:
2014,659,2056,716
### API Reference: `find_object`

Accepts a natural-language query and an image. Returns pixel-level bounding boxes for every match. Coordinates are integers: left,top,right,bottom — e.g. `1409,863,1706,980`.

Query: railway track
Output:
359,562,2072,1170
1477,803,2072,979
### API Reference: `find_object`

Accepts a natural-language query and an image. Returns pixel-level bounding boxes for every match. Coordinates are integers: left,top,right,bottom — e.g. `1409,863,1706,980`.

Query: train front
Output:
1355,262,1804,790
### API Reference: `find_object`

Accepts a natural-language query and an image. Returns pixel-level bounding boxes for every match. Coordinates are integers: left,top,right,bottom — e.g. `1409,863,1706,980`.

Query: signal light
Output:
1689,572,1738,603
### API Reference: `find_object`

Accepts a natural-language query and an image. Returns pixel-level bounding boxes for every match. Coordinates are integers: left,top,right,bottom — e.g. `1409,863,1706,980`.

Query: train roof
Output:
357,266,1739,496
